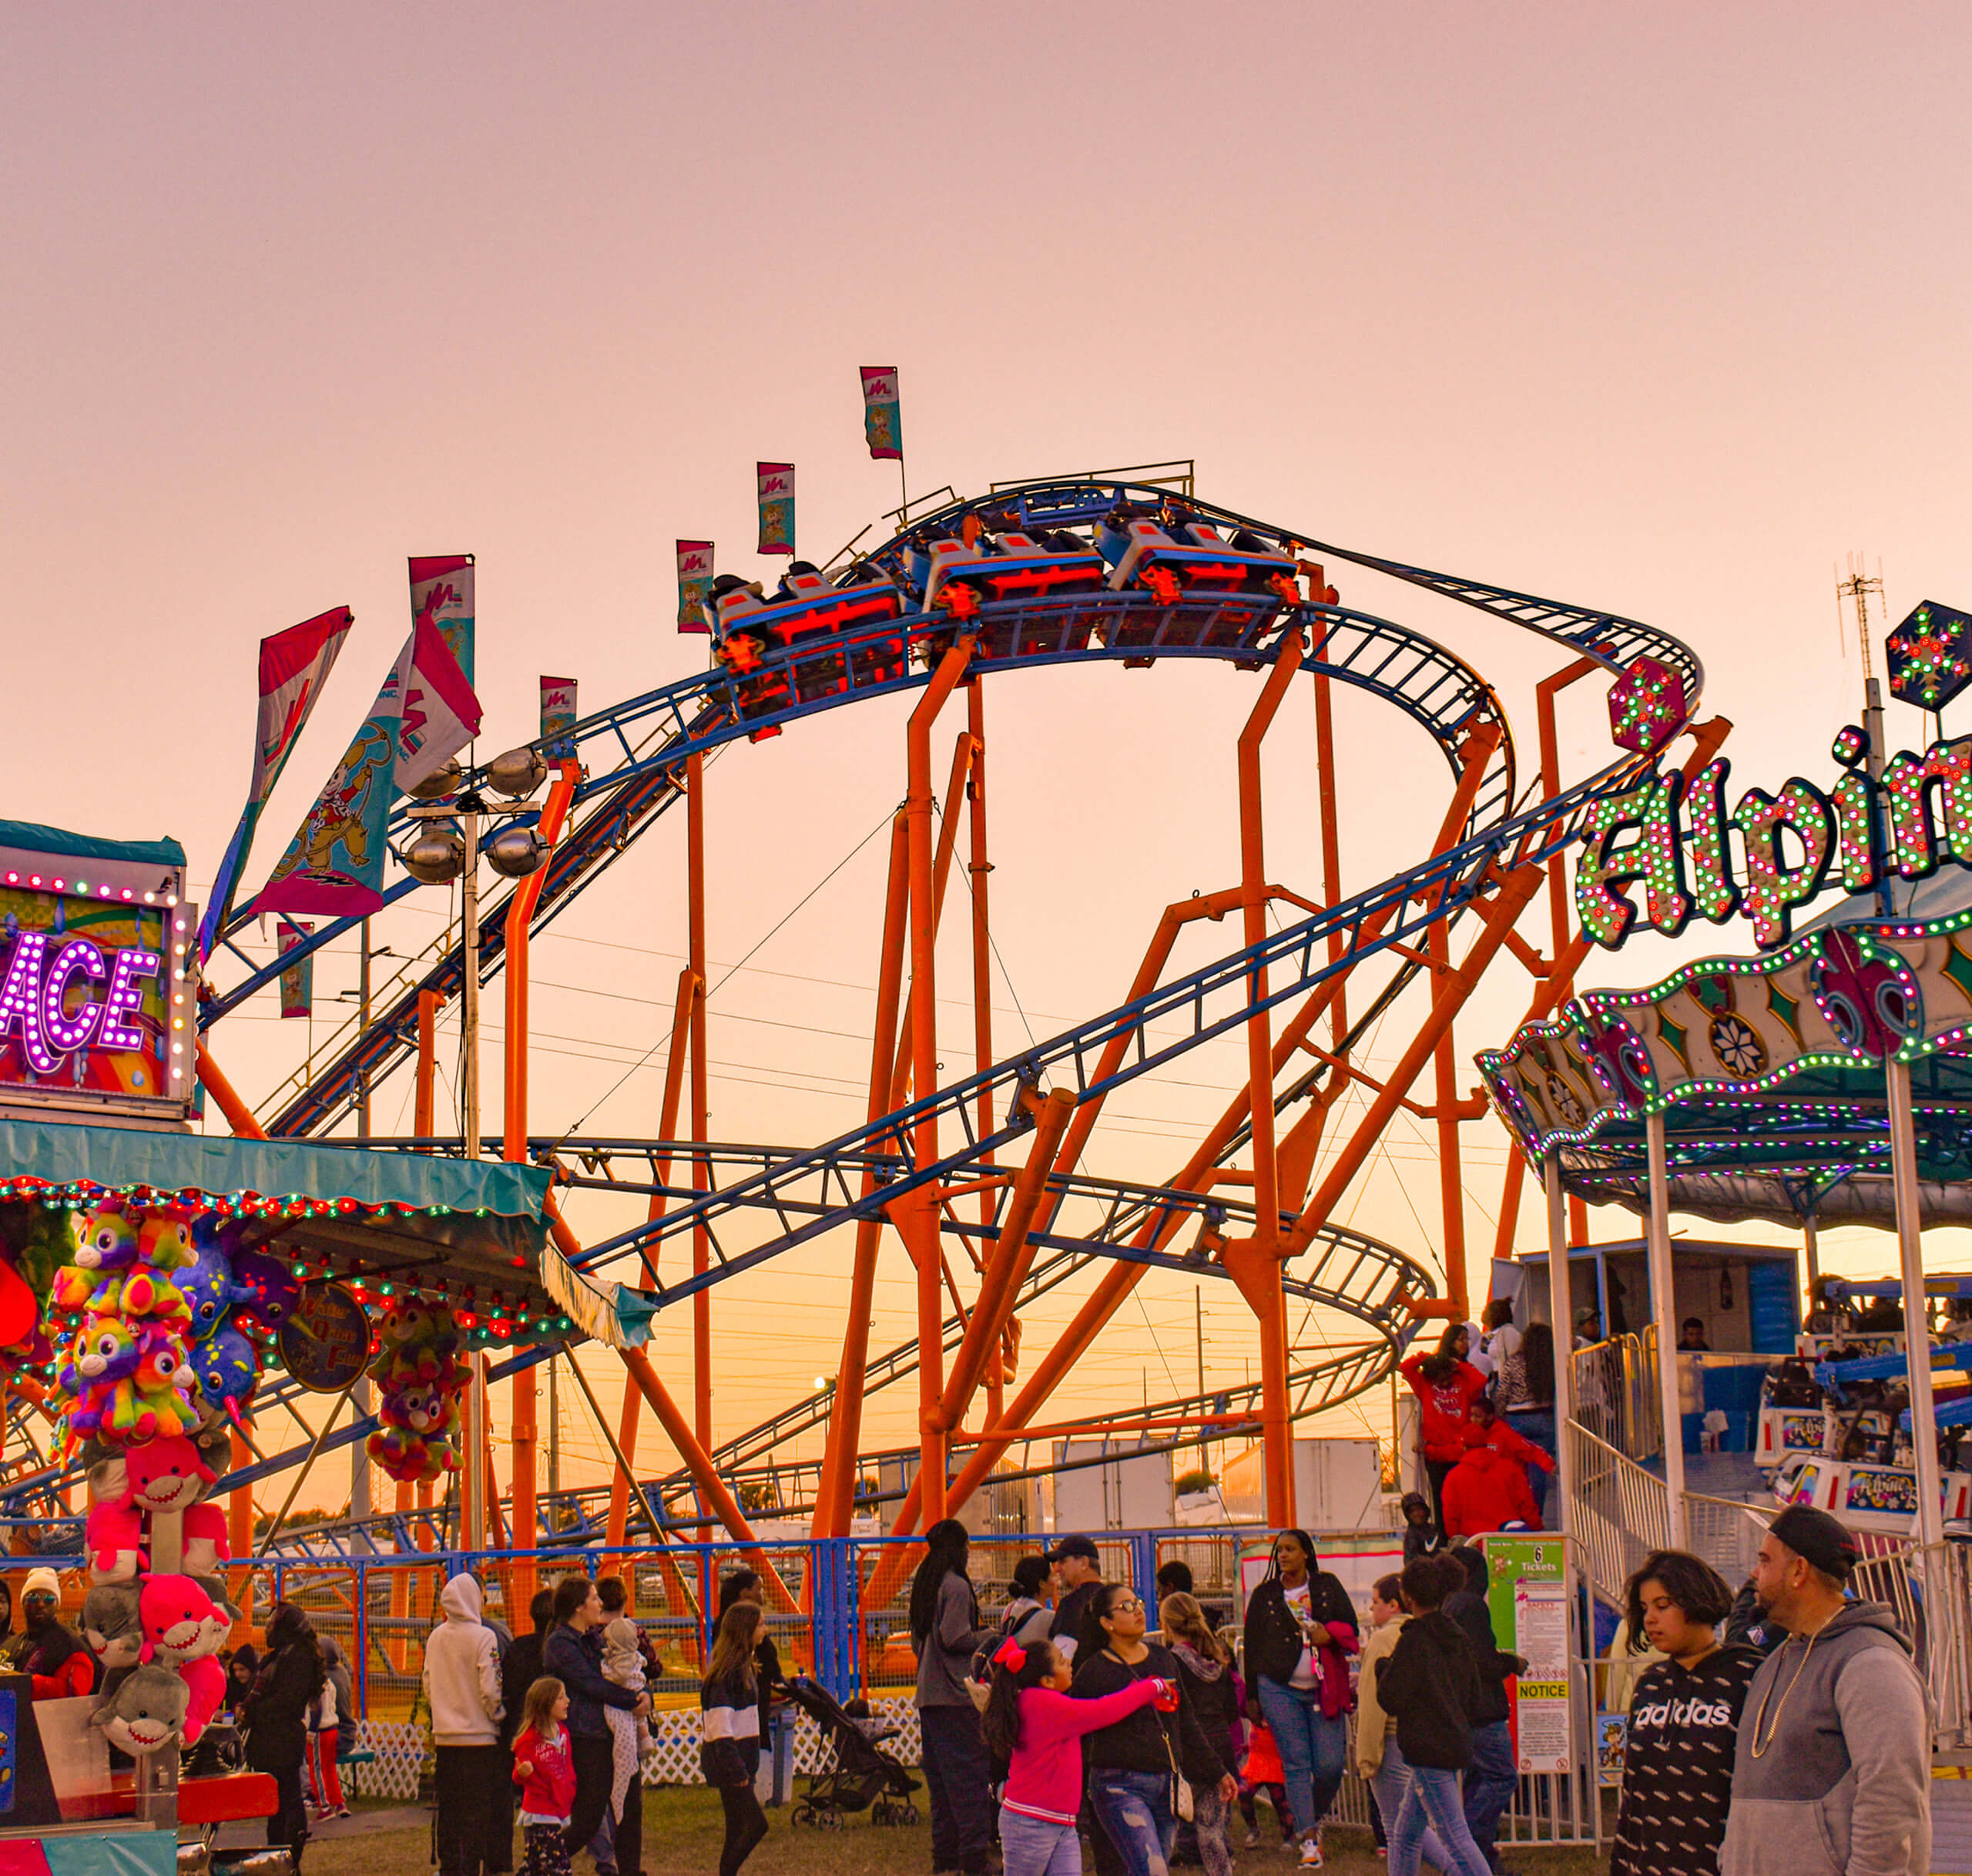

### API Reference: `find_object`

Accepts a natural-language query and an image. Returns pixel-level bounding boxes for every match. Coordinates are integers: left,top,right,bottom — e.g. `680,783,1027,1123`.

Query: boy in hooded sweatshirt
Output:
424,1572,507,1876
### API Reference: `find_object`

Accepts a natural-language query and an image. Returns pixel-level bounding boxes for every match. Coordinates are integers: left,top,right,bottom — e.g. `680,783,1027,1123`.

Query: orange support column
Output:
814,814,911,1539
389,1478,413,1671
414,990,442,1142
229,1428,253,1623
686,754,713,1491
906,638,976,1522
502,760,578,1609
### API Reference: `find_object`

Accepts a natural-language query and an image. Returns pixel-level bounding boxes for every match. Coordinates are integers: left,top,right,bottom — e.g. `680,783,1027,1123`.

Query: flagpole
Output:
900,456,908,526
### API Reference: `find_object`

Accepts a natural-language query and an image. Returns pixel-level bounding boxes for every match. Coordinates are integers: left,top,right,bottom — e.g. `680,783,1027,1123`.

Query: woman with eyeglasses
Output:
1071,1582,1238,1876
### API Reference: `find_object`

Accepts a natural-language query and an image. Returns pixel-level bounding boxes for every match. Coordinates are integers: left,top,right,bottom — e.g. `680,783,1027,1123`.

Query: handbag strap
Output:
1104,1647,1183,1784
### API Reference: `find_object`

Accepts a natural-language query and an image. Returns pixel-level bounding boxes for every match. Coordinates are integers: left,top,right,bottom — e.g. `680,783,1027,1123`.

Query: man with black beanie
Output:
1722,1505,1930,1876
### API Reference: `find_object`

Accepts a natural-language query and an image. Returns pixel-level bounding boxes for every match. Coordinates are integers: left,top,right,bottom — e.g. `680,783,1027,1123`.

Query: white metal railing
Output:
1566,1420,1669,1606
1570,1328,1662,1465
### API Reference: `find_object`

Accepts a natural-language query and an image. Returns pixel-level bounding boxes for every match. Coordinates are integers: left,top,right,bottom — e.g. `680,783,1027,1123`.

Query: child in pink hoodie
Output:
980,1634,1172,1876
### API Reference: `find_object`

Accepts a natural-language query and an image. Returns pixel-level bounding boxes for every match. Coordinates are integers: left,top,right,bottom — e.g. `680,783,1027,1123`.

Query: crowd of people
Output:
1400,1311,1558,1543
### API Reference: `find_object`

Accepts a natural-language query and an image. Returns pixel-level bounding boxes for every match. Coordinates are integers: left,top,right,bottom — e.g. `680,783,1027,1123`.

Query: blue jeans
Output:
1370,1737,1453,1875
1461,1719,1517,1868
1089,1767,1174,1876
1502,1408,1556,1522
1255,1676,1347,1840
1000,1804,1083,1876
920,1703,994,1874
1389,1762,1493,1876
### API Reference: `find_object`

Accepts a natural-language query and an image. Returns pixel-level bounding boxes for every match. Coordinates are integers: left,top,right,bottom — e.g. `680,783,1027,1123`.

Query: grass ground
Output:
296,1791,1611,1876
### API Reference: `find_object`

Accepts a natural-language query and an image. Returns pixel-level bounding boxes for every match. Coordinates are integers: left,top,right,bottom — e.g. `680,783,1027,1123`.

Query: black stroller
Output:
780,1675,921,1828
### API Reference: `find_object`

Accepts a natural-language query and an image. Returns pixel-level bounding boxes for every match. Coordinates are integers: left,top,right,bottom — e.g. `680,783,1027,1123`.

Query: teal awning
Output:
0,821,186,870
0,1116,550,1219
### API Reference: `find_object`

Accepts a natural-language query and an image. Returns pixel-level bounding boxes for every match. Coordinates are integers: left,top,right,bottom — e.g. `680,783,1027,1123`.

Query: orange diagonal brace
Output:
1285,861,1544,1256
195,1042,268,1139
887,730,978,1105
927,1086,1075,1434
620,1347,797,1612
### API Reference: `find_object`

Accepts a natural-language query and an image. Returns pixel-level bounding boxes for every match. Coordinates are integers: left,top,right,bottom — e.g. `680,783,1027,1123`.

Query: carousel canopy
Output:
1477,908,1972,1228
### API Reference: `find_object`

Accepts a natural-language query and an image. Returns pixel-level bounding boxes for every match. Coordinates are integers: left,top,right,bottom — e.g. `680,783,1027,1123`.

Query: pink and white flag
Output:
408,555,475,685
394,616,482,793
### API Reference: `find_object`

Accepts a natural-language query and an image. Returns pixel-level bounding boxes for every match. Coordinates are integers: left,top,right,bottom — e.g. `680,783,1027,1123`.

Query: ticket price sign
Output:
1484,1534,1571,1775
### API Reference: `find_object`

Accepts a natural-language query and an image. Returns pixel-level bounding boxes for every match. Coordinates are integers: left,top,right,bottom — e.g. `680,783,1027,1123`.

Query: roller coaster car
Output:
914,531,1109,658
1098,520,1302,653
712,566,907,712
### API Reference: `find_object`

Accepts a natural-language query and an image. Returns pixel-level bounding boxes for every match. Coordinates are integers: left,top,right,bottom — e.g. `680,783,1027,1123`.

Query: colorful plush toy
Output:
180,1218,247,1341
52,1203,199,1448
82,1581,144,1668
228,1243,302,1332
90,1663,188,1756
139,1573,226,1665
86,1432,231,1583
365,1300,472,1484
175,1651,226,1746
186,1322,261,1428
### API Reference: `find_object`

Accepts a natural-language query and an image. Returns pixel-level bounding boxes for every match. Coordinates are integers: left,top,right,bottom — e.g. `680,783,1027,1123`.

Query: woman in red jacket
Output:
1400,1326,1489,1535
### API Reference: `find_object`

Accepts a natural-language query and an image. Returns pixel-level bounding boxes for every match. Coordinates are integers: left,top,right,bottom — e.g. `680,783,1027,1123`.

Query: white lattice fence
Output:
347,1697,924,1797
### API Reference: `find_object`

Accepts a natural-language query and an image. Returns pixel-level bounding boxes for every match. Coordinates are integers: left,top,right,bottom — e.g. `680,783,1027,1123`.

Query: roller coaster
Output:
135,468,1711,1556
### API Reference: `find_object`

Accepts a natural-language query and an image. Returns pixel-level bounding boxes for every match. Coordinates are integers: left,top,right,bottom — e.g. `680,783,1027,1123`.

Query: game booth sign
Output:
1480,661,1972,1554
0,824,564,1873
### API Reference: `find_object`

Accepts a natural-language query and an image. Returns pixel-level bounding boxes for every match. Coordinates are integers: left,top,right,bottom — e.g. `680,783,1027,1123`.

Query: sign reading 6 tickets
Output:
279,1281,371,1392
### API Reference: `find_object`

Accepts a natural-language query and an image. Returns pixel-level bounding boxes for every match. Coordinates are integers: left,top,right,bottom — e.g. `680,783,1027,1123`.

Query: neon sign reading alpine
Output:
0,931,161,1072
1578,725,1972,951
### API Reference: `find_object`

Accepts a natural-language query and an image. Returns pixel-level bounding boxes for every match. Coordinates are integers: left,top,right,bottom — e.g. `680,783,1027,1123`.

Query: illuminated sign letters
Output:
1578,726,1972,950
0,932,161,1073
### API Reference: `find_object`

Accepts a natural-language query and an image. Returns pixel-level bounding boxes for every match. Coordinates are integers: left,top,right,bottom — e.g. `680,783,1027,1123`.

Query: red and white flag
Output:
198,606,354,960
394,616,482,793
408,555,475,685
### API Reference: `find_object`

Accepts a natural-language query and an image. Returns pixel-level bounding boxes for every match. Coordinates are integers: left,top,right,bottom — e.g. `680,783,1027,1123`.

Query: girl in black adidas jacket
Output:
1373,1555,1494,1876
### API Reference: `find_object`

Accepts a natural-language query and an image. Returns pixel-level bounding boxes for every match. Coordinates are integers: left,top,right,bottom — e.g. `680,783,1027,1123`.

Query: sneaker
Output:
1298,1837,1323,1868
1244,1830,1263,1848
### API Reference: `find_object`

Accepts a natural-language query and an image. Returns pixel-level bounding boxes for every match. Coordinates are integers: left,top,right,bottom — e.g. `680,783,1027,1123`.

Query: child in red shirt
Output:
511,1676,576,1876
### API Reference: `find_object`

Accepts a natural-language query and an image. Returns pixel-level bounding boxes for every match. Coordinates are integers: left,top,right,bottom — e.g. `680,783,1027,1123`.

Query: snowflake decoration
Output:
1707,1012,1767,1078
1608,656,1685,755
1886,600,1972,711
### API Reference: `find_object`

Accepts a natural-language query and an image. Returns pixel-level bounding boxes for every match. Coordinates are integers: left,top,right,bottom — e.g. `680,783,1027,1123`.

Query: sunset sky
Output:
8,4,1972,1509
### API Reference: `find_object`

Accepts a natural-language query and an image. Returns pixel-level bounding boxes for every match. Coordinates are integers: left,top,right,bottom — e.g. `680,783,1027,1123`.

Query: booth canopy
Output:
0,1116,557,1312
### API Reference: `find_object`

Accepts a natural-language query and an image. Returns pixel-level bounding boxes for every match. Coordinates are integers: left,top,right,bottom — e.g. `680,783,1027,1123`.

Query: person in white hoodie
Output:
424,1572,508,1876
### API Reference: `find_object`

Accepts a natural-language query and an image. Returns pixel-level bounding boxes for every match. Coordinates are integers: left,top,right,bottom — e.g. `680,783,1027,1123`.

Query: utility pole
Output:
357,918,371,1137
1195,1287,1207,1476
548,1355,561,1502
1836,555,1893,915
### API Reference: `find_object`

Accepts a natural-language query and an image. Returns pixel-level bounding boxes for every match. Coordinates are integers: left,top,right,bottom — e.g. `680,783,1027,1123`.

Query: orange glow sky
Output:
7,5,1972,1511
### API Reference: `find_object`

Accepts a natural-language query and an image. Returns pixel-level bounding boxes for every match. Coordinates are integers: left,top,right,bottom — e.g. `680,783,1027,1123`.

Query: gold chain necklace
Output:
1748,1627,1822,1757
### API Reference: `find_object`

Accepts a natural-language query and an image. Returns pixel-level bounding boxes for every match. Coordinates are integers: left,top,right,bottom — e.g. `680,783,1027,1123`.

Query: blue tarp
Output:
0,820,186,870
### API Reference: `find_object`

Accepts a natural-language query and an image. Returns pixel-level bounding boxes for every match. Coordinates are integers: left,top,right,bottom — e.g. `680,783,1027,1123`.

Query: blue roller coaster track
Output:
179,475,1703,1551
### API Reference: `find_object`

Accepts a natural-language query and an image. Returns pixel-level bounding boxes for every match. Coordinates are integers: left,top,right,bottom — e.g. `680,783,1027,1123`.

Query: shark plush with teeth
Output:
90,1663,189,1756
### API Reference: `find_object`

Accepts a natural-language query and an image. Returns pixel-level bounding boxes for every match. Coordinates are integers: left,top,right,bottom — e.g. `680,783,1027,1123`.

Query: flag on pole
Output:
860,367,901,460
249,653,406,919
196,606,354,961
677,540,714,633
409,555,475,686
277,921,314,1019
394,616,482,794
541,676,578,754
756,464,795,557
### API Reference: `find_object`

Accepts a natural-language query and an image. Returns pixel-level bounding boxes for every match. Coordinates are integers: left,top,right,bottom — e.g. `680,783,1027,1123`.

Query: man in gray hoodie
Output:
1722,1505,1930,1876
423,1572,507,1876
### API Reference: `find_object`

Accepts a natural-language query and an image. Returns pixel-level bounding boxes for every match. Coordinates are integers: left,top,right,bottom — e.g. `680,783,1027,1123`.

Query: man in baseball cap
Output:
1722,1505,1930,1876
1043,1536,1104,1662
2,1567,97,1700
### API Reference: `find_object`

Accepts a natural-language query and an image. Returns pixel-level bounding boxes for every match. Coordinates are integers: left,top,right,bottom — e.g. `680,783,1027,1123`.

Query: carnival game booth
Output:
0,1119,557,1871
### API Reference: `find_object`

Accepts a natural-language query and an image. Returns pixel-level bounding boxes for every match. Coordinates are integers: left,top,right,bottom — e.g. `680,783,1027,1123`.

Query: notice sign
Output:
1484,1534,1571,1775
